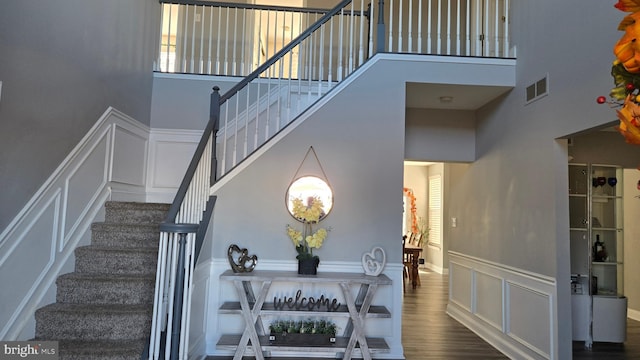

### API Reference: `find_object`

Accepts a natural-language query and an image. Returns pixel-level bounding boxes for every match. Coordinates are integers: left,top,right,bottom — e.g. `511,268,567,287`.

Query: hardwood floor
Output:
402,270,507,360
407,270,640,360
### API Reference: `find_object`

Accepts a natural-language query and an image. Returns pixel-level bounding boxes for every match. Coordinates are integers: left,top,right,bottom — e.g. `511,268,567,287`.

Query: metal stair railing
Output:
147,88,221,360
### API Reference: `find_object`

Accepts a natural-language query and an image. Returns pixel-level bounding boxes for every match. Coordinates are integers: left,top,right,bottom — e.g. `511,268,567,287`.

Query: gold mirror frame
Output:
286,175,333,223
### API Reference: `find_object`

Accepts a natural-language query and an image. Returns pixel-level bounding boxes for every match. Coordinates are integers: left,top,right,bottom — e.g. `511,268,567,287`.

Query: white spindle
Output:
233,94,239,167
216,8,221,73
455,0,460,55
255,10,262,74
224,8,230,74
158,4,165,71
182,5,189,72
221,102,229,175
484,0,489,56
165,5,173,72
319,24,325,94
398,0,403,52
207,8,213,73
307,35,313,100
149,232,169,359
389,0,394,52
504,0,510,57
494,0,500,56
243,88,249,157
465,0,470,55
348,5,355,72
254,79,261,149
199,6,205,73
190,6,196,72
240,9,246,76
358,0,364,64
232,8,237,76
266,70,272,140
329,17,334,84
338,10,344,81
437,0,442,53
446,0,451,55
408,0,413,52
474,0,481,56
163,237,179,359
368,0,375,57
418,0,423,53
427,0,432,52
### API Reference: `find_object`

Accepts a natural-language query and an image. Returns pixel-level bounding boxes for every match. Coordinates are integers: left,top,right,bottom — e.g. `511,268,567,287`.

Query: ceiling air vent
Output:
525,75,548,104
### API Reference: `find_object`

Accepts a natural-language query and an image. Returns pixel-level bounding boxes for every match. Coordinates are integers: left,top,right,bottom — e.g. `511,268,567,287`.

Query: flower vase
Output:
298,257,320,275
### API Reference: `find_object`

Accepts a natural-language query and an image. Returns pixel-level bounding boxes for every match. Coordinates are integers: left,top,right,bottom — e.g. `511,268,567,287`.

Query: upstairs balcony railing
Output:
157,0,514,77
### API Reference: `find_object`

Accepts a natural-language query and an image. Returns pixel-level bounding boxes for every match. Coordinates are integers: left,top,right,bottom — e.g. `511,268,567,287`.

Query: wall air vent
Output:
525,74,549,104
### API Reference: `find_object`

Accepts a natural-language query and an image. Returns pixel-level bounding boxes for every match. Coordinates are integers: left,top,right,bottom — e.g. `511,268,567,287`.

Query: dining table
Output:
403,243,422,289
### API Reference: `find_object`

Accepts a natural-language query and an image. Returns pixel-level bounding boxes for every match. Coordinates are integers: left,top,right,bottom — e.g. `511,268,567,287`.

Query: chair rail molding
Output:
447,251,557,360
0,107,149,340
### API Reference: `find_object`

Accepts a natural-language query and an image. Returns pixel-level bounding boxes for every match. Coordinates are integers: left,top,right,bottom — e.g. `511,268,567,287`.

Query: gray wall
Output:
0,0,160,231
207,57,407,264
405,108,476,162
444,1,622,357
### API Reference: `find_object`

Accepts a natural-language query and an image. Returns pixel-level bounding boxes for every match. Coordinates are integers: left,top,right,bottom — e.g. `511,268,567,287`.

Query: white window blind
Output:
428,175,442,246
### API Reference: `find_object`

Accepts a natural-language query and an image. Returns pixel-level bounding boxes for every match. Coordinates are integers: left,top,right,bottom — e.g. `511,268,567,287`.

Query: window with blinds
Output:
428,175,442,246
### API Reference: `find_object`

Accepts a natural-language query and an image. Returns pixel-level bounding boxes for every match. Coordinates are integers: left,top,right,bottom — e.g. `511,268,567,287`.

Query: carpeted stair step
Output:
55,339,147,360
35,303,152,341
91,222,161,248
74,246,158,275
56,273,156,305
105,201,171,224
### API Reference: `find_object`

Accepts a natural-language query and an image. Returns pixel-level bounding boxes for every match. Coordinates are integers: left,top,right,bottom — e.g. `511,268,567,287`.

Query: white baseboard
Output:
628,307,640,322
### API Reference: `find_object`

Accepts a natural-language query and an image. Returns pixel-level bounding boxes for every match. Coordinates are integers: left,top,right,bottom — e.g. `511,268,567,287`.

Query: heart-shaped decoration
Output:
361,246,386,276
228,244,258,273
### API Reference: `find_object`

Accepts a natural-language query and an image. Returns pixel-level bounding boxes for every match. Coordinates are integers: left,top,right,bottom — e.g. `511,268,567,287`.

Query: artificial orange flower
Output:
616,96,640,145
614,12,640,72
615,0,640,13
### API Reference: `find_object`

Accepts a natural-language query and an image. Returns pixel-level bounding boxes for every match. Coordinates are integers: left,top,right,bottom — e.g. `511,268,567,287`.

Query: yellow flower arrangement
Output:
286,196,329,260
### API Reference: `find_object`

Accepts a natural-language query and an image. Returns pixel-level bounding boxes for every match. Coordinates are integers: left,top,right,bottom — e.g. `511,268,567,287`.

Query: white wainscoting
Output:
0,107,150,340
447,251,557,360
146,128,202,204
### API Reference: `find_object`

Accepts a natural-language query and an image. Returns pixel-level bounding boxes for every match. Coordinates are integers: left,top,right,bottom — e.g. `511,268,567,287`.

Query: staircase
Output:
34,201,170,360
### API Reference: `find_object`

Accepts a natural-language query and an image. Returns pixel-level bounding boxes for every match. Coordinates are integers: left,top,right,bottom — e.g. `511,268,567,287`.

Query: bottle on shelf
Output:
592,235,607,262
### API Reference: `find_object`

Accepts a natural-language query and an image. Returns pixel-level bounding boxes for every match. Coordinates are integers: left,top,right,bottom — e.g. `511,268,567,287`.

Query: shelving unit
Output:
217,269,392,360
569,163,627,345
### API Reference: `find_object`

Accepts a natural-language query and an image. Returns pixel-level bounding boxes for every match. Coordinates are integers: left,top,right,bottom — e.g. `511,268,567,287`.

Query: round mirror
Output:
286,176,333,223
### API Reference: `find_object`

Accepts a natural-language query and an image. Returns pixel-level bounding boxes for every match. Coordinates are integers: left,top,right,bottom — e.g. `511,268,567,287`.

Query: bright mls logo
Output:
0,342,58,359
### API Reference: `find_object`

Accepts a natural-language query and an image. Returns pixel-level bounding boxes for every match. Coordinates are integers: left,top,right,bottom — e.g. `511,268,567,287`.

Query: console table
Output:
217,269,392,360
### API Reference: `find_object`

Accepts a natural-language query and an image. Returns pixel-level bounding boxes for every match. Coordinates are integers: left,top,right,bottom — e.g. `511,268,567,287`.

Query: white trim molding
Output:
0,107,149,340
145,128,202,204
447,251,558,360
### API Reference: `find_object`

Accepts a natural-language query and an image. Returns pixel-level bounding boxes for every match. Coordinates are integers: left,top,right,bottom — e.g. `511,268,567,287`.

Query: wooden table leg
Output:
233,280,271,360
411,253,419,289
340,282,378,360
